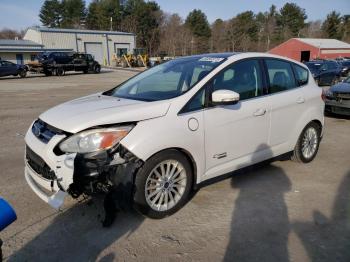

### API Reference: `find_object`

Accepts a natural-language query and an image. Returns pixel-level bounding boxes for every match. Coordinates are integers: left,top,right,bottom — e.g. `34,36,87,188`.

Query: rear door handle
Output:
253,108,267,116
296,97,305,104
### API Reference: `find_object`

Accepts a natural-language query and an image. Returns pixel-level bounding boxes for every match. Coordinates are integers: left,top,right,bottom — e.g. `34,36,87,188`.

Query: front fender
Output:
121,111,205,184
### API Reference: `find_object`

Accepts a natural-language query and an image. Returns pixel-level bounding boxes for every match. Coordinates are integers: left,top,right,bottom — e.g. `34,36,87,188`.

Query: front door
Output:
204,59,270,179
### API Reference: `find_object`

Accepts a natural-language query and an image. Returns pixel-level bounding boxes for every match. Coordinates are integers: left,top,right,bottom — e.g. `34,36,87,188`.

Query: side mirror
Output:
212,89,240,105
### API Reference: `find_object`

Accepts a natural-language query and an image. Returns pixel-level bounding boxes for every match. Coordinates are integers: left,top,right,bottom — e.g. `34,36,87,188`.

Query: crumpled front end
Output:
24,119,142,210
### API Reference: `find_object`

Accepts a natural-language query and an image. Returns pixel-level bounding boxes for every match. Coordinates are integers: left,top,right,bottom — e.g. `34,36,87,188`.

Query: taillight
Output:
321,90,326,102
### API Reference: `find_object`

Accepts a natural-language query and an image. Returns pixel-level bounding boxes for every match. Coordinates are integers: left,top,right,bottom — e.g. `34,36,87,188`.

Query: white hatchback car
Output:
25,53,324,219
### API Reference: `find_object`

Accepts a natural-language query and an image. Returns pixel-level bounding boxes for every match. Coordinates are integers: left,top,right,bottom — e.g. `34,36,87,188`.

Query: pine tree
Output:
322,11,342,39
39,0,62,28
61,0,87,28
277,3,307,38
185,9,211,54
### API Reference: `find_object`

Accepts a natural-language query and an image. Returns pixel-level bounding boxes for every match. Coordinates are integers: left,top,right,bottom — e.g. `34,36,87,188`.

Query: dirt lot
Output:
0,71,349,262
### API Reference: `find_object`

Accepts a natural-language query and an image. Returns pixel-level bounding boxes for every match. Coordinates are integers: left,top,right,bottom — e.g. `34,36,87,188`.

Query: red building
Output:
269,38,350,62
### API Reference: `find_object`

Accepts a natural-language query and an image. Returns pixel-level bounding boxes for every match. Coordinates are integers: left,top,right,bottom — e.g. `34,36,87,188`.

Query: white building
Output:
24,26,136,65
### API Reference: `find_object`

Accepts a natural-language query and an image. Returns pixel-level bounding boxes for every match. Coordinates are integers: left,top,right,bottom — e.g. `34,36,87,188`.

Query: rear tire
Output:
133,150,193,219
292,122,321,163
56,67,64,76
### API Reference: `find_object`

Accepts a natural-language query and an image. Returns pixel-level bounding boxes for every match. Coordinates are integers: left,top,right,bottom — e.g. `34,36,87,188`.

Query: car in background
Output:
0,60,27,78
305,60,342,86
338,59,350,77
324,76,350,116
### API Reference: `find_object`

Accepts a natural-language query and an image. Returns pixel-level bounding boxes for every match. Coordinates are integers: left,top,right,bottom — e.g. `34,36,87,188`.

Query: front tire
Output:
94,65,101,74
133,150,193,219
292,122,321,163
19,69,27,78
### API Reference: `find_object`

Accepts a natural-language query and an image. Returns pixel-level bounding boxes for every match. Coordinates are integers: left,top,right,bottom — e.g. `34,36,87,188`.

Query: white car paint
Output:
24,52,324,209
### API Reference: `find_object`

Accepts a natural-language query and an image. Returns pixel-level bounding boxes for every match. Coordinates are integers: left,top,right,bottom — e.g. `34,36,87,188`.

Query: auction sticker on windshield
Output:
198,57,225,63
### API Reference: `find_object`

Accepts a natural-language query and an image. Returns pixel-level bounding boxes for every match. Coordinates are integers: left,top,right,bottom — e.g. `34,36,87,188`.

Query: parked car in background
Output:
325,76,350,116
338,59,350,77
0,60,27,78
24,53,324,221
305,60,342,86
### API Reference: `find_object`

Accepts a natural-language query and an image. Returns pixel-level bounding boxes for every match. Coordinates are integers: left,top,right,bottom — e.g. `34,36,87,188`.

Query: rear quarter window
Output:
293,64,309,86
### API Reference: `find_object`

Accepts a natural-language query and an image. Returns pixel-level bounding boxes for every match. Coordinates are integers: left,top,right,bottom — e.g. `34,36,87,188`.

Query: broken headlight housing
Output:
59,125,133,154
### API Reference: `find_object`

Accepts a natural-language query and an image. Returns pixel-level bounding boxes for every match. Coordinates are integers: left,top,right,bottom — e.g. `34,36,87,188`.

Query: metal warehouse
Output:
0,39,72,65
23,26,136,65
269,38,350,62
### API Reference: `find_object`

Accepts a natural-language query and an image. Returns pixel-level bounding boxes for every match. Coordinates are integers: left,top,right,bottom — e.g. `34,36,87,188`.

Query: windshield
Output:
105,56,227,101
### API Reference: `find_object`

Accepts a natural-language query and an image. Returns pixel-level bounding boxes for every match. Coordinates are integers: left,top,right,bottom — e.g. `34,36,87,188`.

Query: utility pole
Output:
110,17,113,31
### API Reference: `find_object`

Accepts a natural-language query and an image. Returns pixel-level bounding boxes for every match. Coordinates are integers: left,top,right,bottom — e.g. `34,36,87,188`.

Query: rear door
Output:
265,58,305,148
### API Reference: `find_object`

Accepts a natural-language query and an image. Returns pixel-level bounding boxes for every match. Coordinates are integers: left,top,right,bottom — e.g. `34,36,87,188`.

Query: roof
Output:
28,26,134,36
295,38,350,49
0,48,73,53
0,39,43,47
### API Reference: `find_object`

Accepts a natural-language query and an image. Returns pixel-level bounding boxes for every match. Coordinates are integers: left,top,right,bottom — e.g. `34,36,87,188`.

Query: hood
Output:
40,94,171,133
330,82,350,93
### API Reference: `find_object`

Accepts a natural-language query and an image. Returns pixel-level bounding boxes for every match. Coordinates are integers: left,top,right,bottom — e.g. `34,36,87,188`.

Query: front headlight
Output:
325,90,334,98
59,125,133,153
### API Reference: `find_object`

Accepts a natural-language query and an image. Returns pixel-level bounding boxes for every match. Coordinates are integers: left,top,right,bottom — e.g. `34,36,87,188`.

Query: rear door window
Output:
265,59,296,93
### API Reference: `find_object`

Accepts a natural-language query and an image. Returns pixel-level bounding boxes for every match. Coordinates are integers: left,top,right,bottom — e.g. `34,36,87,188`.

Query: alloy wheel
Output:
301,127,318,159
145,160,187,212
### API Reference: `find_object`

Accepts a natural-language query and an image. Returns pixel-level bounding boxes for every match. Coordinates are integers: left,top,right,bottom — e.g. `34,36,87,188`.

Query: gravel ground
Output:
0,71,349,262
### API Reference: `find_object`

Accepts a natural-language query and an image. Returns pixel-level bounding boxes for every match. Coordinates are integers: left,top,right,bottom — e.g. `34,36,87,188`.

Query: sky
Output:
0,0,349,31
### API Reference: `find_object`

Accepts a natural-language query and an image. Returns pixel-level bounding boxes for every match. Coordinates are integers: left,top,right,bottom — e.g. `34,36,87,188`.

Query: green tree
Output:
277,3,307,38
61,0,87,28
101,0,122,30
86,0,121,30
185,9,211,54
86,1,104,30
322,11,342,39
340,15,350,42
39,0,62,27
227,11,258,51
210,19,228,52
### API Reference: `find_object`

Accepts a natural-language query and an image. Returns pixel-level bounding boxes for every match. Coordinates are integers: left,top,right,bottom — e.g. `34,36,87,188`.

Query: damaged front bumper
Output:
24,121,142,210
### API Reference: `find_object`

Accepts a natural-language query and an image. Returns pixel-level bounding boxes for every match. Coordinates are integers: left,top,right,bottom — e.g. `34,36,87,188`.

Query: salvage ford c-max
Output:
24,53,324,220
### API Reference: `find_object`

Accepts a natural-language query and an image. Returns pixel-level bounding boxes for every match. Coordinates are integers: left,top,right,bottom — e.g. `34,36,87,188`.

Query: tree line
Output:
1,0,349,56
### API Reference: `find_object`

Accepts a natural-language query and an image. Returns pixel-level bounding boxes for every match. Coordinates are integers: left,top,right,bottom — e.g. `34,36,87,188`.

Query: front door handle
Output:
253,108,267,116
296,97,305,104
